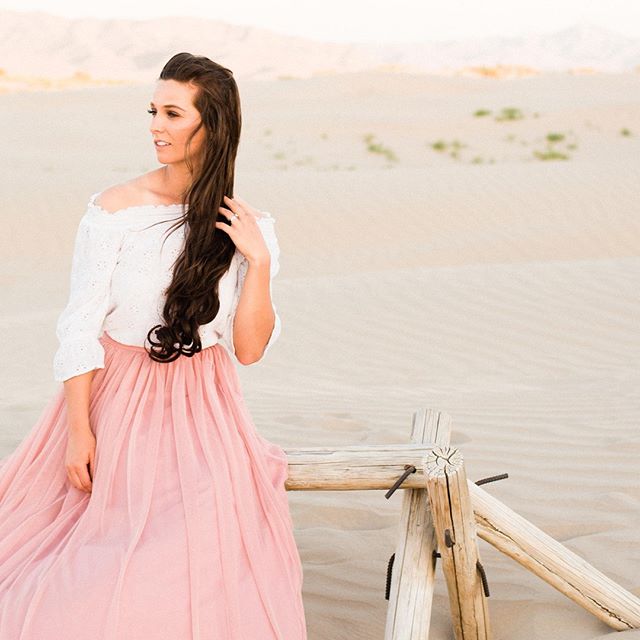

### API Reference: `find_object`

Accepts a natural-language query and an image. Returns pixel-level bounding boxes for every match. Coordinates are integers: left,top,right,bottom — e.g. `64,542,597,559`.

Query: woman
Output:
0,52,307,639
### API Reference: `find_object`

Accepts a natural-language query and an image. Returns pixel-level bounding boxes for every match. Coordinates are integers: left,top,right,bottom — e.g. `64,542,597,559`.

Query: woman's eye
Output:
147,109,177,118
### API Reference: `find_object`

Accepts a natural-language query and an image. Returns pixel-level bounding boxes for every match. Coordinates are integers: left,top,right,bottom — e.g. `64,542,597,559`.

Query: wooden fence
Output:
280,408,640,639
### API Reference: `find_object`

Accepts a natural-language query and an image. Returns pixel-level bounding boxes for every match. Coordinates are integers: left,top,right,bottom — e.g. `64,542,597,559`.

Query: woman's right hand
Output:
65,427,96,493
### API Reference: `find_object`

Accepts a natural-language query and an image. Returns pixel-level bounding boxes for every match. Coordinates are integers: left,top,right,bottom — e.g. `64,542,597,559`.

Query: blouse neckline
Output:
86,192,275,226
88,192,188,218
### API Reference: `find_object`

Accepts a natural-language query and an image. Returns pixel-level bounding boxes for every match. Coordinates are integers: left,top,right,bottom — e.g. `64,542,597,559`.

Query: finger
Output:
220,206,258,226
223,195,245,217
218,206,235,221
215,221,233,235
68,469,83,492
76,466,92,492
234,195,261,217
219,207,247,228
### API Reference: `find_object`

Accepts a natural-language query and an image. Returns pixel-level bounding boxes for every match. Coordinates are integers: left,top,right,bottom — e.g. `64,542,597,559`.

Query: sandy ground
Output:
0,70,639,639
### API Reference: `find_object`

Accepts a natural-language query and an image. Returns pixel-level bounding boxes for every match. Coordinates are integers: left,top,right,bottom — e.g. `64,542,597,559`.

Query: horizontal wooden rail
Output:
281,444,437,491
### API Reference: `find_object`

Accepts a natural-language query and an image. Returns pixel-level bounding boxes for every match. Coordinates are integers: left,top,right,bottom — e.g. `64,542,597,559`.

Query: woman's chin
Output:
157,156,178,165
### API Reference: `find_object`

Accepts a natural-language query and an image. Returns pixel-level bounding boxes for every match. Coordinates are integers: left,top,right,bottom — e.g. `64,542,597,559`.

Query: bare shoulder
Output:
94,171,160,214
94,183,142,215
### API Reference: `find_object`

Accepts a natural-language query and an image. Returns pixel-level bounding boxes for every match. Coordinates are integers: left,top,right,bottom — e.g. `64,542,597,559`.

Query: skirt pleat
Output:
0,331,307,639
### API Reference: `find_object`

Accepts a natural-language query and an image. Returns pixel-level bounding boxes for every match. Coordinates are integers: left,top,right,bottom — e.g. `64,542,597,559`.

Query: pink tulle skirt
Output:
0,331,307,639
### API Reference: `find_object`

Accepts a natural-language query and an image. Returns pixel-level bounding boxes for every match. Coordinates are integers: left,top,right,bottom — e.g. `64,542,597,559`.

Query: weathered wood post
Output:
424,445,491,640
384,409,452,640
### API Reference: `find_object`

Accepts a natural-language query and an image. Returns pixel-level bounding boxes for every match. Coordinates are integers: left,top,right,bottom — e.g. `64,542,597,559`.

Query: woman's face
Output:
149,79,206,167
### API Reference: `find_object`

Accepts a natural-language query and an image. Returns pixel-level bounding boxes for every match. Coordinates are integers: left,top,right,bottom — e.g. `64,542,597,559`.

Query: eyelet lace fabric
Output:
52,192,282,382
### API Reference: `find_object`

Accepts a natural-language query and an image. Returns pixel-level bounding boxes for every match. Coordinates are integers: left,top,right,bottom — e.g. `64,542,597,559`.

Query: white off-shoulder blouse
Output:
53,192,281,383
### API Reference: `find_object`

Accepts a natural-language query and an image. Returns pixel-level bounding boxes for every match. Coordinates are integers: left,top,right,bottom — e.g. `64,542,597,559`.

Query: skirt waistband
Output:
101,331,146,352
100,331,220,354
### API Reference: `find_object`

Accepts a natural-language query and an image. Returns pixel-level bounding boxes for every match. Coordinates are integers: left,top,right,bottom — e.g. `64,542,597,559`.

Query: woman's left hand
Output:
215,195,271,264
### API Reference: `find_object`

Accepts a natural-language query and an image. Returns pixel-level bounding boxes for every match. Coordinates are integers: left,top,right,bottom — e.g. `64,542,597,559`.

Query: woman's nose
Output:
150,118,164,132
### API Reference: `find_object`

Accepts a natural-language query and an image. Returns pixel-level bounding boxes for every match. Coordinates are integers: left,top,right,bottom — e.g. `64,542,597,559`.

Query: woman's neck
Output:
156,163,193,200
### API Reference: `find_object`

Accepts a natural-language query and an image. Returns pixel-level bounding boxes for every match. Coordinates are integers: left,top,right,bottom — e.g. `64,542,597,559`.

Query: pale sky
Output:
2,0,640,44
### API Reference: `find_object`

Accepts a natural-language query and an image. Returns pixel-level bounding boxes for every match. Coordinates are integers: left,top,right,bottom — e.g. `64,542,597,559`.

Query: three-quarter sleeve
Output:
219,212,282,365
53,206,127,382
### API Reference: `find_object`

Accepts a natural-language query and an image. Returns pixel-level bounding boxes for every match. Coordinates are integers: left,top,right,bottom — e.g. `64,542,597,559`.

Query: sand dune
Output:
0,10,640,88
0,70,639,639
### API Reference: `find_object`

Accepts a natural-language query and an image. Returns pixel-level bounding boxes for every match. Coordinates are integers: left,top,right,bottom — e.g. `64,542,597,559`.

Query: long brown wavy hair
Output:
145,52,241,363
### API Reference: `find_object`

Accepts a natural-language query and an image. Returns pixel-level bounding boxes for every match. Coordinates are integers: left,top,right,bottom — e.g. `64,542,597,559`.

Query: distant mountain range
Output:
0,10,638,85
